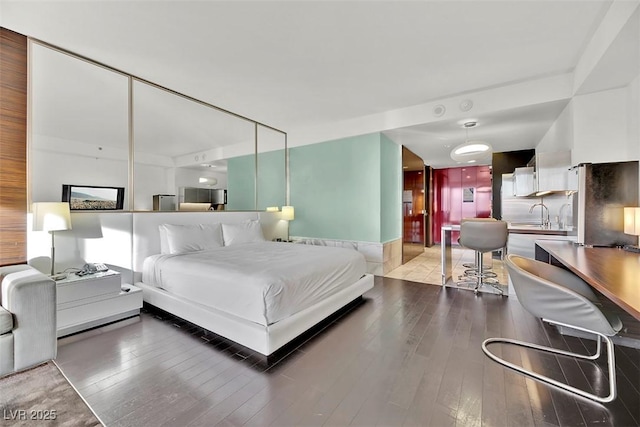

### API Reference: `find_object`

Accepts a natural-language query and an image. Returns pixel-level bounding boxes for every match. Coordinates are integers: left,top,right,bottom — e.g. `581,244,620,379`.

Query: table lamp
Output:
282,206,294,241
33,202,72,276
623,207,640,253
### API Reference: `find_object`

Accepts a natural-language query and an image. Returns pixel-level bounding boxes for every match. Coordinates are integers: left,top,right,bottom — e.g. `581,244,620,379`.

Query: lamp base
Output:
622,245,640,253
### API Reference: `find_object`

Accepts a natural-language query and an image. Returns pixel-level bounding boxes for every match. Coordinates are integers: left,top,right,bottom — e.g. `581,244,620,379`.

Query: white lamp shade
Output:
624,207,640,235
282,206,295,221
33,202,72,232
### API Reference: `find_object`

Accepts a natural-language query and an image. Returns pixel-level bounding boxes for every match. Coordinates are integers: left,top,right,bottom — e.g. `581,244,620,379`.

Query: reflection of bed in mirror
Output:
133,211,374,357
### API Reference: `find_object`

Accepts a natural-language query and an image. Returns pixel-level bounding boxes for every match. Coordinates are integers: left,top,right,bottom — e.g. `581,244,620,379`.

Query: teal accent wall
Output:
290,133,401,243
226,154,255,210
257,149,286,210
225,150,286,211
380,133,402,242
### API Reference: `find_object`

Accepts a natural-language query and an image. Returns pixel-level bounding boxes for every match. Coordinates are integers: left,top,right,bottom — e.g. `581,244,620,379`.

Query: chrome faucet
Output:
558,203,571,229
529,202,550,228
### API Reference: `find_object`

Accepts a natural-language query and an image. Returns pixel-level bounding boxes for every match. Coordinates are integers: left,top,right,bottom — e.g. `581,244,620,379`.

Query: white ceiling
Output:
1,0,615,167
385,100,571,168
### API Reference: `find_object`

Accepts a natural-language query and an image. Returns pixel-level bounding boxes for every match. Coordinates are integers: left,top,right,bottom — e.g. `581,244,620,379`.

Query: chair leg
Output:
474,251,483,293
473,251,503,295
482,319,616,403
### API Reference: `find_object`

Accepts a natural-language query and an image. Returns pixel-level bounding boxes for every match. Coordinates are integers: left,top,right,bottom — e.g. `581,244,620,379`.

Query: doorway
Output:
402,147,426,263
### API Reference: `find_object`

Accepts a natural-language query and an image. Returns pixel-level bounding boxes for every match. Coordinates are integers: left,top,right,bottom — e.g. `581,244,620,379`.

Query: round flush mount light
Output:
433,104,446,117
450,141,492,163
199,177,218,186
450,120,491,163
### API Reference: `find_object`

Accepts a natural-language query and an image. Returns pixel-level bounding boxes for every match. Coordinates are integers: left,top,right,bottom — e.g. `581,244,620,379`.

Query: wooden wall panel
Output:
0,28,28,266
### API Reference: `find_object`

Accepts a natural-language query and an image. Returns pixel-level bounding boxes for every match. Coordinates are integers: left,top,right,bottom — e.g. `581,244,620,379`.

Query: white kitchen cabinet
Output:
535,151,572,194
513,167,536,196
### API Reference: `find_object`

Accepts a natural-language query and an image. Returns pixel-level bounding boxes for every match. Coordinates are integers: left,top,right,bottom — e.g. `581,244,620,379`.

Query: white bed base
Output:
136,273,373,356
132,211,374,356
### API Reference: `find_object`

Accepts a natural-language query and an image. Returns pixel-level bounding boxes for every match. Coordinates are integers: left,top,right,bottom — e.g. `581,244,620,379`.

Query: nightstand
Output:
55,270,143,337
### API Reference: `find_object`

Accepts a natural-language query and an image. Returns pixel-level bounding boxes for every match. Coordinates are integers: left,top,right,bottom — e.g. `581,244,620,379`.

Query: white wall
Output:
28,212,134,283
571,86,636,165
133,163,174,211
536,102,574,153
628,75,640,161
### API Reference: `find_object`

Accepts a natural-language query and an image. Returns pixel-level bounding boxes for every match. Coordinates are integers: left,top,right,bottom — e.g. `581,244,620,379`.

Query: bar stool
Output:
458,218,497,281
458,219,508,295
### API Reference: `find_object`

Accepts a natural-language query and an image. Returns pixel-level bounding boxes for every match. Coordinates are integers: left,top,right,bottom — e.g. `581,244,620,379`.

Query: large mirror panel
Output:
132,80,256,211
30,41,286,213
257,125,286,210
30,43,130,208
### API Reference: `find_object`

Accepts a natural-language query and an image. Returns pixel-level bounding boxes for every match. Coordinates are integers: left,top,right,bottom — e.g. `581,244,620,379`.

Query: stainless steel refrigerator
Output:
572,161,639,247
153,194,176,211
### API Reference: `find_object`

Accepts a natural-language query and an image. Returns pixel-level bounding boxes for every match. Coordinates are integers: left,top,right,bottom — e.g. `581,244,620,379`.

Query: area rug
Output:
0,361,102,426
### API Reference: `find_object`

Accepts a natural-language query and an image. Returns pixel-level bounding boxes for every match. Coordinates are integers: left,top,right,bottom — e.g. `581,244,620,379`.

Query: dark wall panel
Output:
492,150,535,220
0,28,28,266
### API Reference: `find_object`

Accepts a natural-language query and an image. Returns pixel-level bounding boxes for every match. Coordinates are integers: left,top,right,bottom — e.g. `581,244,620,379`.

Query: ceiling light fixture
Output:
450,121,492,163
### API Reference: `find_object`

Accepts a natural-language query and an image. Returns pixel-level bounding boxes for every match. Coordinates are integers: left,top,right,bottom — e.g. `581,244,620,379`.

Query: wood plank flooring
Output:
56,277,640,426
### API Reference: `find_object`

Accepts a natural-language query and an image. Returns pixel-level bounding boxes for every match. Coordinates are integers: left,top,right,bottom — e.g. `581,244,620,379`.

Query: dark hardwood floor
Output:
56,277,640,426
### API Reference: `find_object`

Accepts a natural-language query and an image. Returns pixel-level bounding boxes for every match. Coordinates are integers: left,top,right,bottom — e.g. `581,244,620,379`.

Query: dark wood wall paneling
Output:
0,28,28,266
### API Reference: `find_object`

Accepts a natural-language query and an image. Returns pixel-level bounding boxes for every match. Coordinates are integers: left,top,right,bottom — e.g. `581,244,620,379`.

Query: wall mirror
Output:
29,40,288,212
257,125,286,210
132,80,256,211
30,43,130,208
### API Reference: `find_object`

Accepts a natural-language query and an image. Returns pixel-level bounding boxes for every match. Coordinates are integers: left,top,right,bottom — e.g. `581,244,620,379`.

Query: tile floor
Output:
385,244,509,293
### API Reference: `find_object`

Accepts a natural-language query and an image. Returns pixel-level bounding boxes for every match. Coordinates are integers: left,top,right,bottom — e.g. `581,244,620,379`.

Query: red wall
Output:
432,165,492,243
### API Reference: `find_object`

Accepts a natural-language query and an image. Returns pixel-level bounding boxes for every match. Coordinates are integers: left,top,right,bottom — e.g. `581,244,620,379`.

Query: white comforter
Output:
142,241,367,326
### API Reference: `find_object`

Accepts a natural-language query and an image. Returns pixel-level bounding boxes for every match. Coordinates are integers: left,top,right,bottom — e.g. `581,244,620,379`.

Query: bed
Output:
133,211,374,356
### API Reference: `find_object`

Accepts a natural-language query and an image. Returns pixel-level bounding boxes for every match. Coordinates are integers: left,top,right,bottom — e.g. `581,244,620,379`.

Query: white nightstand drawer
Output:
56,270,121,304
57,284,142,337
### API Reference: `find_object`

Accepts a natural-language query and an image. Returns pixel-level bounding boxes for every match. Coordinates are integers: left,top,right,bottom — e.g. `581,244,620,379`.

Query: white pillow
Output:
159,224,171,254
159,223,223,254
222,220,266,246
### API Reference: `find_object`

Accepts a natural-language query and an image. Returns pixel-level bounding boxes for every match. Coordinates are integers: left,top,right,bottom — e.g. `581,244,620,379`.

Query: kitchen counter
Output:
508,223,574,236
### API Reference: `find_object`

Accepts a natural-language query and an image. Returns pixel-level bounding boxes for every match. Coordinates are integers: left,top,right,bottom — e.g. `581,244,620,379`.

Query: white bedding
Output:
142,241,367,326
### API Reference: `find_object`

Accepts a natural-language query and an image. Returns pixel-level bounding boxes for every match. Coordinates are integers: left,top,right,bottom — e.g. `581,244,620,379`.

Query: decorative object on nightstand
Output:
623,207,640,253
32,202,72,276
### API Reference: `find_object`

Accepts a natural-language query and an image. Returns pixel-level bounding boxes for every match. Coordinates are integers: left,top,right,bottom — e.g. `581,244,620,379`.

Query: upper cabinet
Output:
512,151,572,196
513,166,535,196
535,151,572,194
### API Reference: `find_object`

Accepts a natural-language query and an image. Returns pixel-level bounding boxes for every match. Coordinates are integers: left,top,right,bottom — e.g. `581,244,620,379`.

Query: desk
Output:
535,241,640,322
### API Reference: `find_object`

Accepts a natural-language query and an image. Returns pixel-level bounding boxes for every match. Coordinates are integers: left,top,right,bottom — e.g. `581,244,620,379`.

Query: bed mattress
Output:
142,241,367,326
